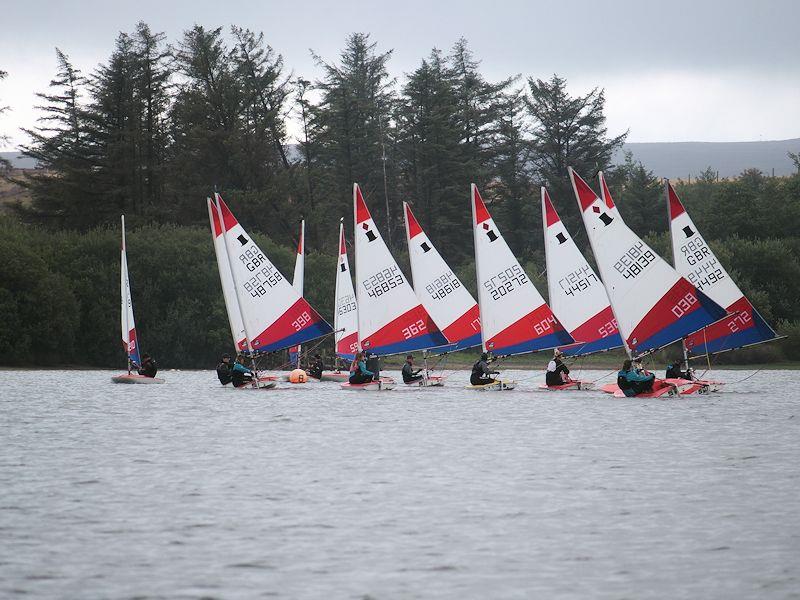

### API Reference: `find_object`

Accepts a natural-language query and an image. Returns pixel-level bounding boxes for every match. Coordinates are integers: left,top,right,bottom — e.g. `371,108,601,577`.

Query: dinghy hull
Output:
538,380,595,391
465,380,516,391
340,377,396,391
111,374,164,384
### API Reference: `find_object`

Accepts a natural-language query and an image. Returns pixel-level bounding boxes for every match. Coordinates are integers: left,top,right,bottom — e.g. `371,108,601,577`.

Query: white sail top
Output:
471,184,573,355
334,220,359,359
215,194,331,353
568,168,725,355
403,201,481,350
292,220,305,295
207,198,248,351
353,183,448,355
120,215,140,367
541,188,622,355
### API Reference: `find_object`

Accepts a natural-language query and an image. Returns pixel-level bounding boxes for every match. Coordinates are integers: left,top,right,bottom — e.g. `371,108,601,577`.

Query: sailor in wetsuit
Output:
349,351,374,385
545,349,570,386
617,359,655,396
471,352,499,386
216,353,233,385
665,359,693,380
135,353,158,378
401,354,424,384
231,354,254,388
307,354,324,380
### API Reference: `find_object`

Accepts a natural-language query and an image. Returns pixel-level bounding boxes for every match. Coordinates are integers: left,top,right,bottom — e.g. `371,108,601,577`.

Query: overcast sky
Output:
1,0,799,150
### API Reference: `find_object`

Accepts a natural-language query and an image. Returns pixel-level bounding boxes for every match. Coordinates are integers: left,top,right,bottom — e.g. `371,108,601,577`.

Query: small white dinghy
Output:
112,216,164,384
340,377,397,391
464,380,516,391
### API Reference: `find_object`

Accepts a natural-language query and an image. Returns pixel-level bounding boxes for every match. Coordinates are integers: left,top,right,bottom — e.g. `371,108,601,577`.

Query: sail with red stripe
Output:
472,184,573,355
541,188,623,355
214,194,332,353
353,184,448,355
288,220,305,367
403,202,481,350
667,181,777,354
569,168,726,355
334,219,359,359
120,215,141,368
207,198,248,351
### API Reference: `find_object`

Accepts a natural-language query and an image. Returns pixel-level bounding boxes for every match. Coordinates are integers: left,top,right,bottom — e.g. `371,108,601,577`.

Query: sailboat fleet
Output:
114,169,780,394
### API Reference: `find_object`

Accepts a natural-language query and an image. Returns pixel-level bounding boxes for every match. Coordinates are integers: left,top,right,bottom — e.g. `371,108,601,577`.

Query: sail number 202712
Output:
484,264,528,300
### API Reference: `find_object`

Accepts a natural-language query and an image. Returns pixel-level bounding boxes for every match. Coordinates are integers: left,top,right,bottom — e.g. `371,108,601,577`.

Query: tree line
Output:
0,24,798,366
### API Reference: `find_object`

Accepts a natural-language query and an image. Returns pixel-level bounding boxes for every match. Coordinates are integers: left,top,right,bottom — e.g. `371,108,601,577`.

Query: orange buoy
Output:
289,368,308,383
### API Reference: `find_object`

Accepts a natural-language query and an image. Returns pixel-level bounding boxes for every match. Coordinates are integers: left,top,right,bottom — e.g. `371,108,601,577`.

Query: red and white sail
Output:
403,202,481,350
472,184,573,355
568,168,726,355
353,184,448,355
288,220,305,366
667,182,777,354
334,219,359,359
120,215,140,367
214,194,332,352
207,198,248,351
541,187,622,356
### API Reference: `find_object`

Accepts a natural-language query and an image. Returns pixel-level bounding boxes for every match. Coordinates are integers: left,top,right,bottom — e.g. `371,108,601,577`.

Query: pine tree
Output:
0,69,10,171
310,33,397,245
525,74,626,235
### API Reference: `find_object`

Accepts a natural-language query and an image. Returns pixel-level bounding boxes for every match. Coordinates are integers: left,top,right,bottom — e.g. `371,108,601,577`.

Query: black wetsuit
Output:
402,363,423,384
216,361,233,385
546,358,570,386
308,359,324,380
470,359,497,386
665,364,691,379
138,358,158,378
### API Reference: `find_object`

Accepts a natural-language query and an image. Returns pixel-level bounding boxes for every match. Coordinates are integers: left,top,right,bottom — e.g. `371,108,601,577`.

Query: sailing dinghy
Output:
667,181,778,387
342,184,448,390
210,194,332,389
539,187,624,390
401,202,481,386
469,185,574,390
569,169,727,397
112,216,164,384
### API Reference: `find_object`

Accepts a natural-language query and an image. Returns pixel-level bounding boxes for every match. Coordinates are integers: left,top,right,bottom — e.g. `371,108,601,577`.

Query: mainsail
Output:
334,219,359,359
471,184,573,355
214,194,332,352
667,181,777,354
120,215,140,369
353,184,448,355
207,198,248,351
403,201,481,350
541,187,623,356
569,168,726,355
288,220,305,367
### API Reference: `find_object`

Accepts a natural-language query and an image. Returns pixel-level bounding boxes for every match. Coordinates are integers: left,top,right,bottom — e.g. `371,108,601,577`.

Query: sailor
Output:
307,353,325,380
231,354,254,388
617,359,655,396
349,351,375,385
665,359,693,380
546,349,571,386
401,354,424,384
216,353,233,385
136,353,158,378
471,352,499,386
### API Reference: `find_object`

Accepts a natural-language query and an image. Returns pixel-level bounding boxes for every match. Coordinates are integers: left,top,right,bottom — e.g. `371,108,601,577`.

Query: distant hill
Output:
5,138,800,179
615,138,800,179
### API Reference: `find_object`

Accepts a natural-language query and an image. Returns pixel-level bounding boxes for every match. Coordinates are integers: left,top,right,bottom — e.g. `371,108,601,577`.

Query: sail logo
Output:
482,222,498,242
237,234,248,245
556,232,567,244
340,261,347,272
592,205,614,226
420,241,431,253
683,226,695,238
362,222,377,242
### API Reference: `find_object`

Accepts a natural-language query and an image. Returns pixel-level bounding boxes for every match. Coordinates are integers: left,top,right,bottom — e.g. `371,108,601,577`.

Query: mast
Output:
120,215,130,374
213,195,260,382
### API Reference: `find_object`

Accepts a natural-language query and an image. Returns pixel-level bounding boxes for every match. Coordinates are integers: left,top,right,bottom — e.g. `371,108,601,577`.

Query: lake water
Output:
1,368,799,599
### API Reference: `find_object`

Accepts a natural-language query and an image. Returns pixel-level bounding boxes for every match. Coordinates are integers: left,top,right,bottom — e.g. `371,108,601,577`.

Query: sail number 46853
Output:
363,265,404,298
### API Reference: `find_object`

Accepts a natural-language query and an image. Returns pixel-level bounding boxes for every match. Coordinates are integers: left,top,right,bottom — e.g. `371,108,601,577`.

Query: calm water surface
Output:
1,368,799,599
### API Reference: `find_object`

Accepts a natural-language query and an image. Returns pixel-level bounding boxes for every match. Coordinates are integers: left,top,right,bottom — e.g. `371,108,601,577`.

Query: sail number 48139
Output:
613,242,656,280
